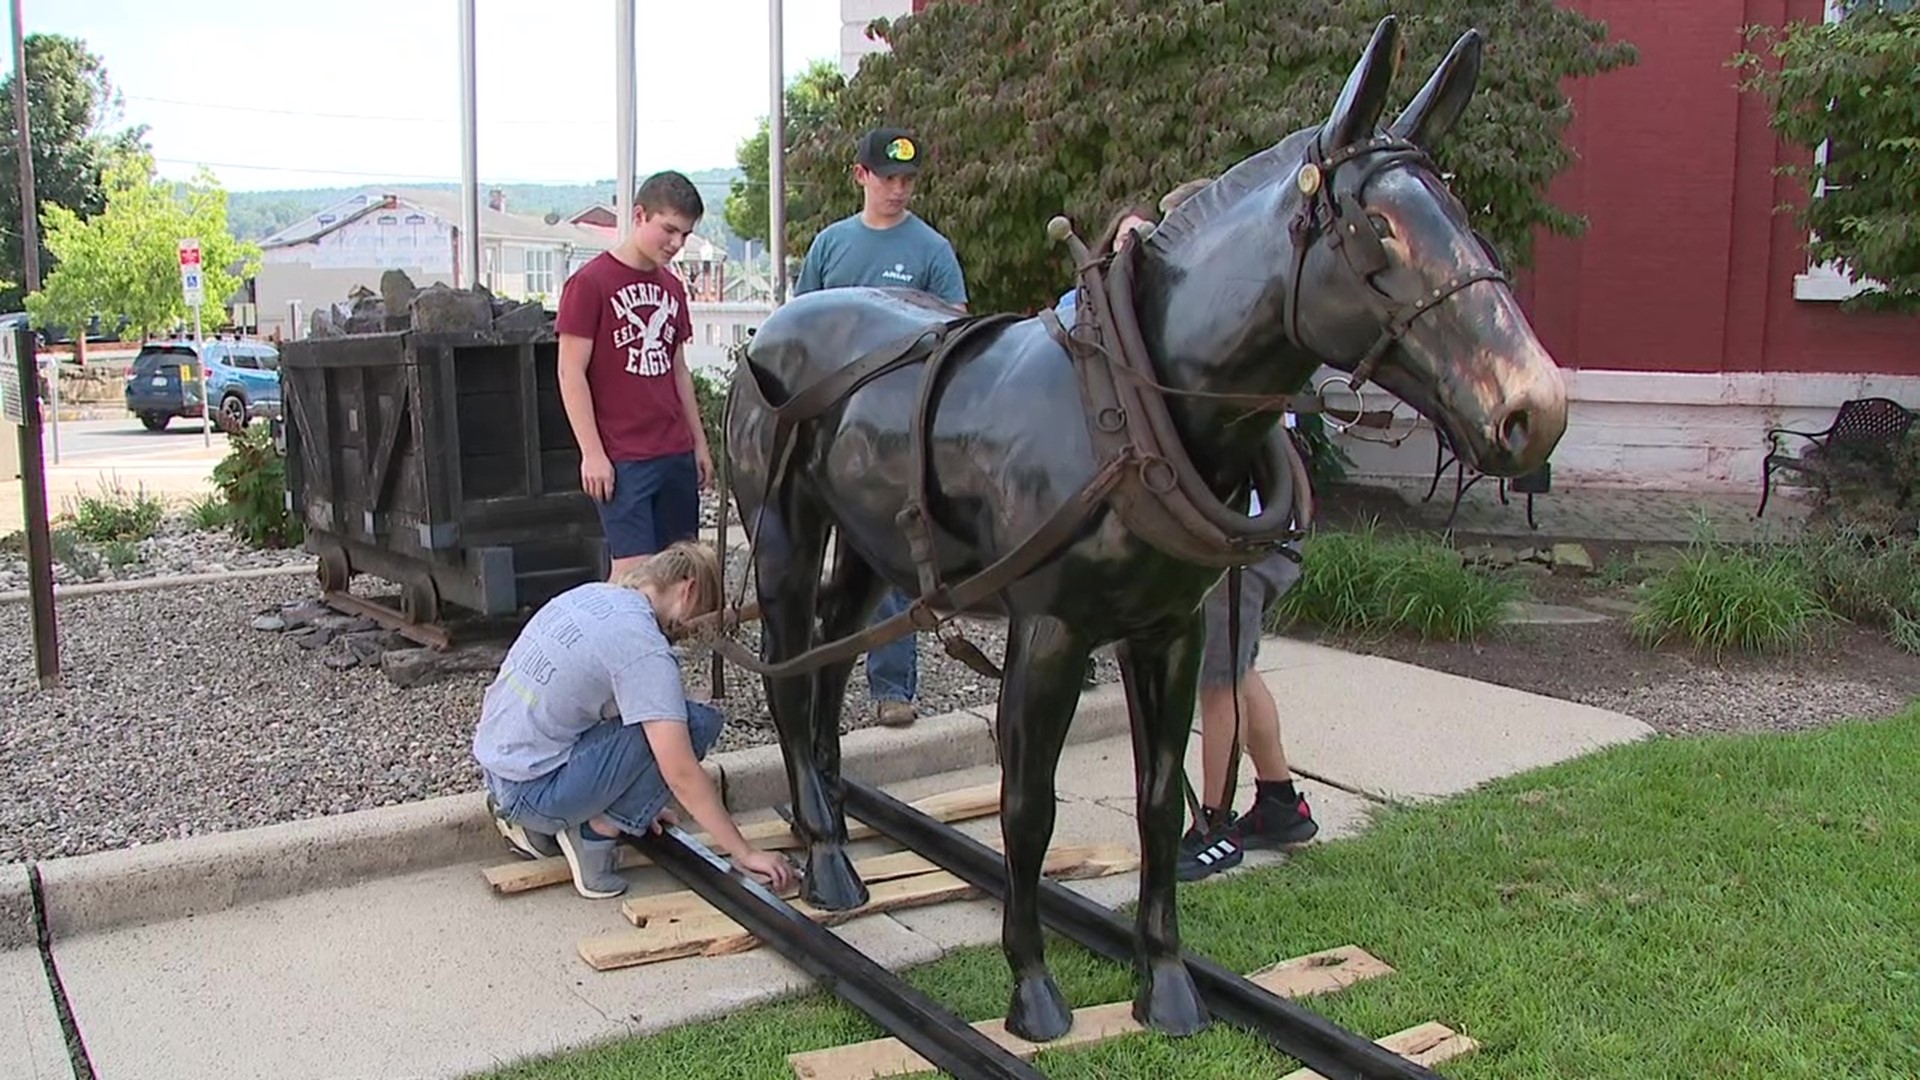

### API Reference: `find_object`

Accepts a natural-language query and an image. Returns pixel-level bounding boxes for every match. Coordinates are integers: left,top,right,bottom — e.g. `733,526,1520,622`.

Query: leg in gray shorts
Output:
1199,548,1301,689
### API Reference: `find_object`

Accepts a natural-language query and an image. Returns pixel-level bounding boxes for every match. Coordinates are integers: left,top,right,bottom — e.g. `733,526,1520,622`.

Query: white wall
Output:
1327,367,1920,494
841,0,911,77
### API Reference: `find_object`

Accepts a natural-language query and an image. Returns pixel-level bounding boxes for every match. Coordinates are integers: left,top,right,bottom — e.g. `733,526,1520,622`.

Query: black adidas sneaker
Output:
1176,816,1244,881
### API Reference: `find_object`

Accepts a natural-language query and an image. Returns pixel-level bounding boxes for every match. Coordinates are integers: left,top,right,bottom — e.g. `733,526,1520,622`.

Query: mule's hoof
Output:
801,845,869,911
1135,959,1209,1037
1005,974,1073,1043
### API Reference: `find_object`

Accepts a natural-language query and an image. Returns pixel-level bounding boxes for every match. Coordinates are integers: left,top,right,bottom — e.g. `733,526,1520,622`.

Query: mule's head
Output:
1284,17,1566,477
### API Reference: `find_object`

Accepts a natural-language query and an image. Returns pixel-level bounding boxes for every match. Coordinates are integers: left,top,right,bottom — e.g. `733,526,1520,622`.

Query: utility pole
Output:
615,0,635,243
768,0,786,306
9,0,60,688
456,0,480,289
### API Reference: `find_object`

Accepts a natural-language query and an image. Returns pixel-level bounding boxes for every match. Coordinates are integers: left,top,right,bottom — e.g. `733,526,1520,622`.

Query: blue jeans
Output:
486,701,724,835
867,588,917,703
594,453,699,560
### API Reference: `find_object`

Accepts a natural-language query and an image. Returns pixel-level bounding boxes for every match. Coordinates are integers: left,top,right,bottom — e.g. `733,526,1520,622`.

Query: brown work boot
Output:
876,700,916,727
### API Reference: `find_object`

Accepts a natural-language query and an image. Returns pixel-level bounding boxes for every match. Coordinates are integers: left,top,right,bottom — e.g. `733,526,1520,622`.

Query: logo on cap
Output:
886,137,916,163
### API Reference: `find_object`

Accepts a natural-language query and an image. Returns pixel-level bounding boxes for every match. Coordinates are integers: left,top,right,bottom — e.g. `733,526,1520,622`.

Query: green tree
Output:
1734,2,1920,311
796,1,1637,313
725,59,845,251
27,151,260,340
0,33,147,311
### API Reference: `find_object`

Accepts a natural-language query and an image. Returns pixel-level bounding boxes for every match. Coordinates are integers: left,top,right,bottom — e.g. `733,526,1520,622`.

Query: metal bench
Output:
1756,397,1915,518
1425,426,1548,530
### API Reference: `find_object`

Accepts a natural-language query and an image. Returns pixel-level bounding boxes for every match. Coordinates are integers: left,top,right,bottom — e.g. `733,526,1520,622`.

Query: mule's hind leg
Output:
997,613,1090,1043
1116,620,1211,1037
754,495,867,910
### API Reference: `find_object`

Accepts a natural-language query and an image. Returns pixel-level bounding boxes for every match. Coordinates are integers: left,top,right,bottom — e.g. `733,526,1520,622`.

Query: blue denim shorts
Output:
595,453,699,560
486,701,725,836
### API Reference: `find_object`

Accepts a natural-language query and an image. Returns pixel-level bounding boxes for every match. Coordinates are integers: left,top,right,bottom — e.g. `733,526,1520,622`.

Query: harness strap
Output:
697,453,1131,679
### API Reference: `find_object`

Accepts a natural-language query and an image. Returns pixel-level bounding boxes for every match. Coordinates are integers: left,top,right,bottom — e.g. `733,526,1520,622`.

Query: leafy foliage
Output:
1631,525,1829,656
27,151,260,341
211,421,303,550
794,1,1637,313
0,33,148,312
725,60,845,252
1734,3,1920,310
63,478,166,543
1271,519,1521,641
692,365,732,477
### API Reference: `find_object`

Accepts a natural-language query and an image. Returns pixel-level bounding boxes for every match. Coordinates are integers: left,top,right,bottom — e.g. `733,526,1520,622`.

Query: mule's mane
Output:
1144,130,1309,256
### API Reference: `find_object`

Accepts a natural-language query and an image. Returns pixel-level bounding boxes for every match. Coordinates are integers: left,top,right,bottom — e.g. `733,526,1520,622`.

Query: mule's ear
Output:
1389,29,1484,149
1320,15,1402,153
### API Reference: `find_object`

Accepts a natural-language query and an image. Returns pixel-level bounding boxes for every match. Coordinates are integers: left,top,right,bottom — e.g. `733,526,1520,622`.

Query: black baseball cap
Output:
856,127,923,177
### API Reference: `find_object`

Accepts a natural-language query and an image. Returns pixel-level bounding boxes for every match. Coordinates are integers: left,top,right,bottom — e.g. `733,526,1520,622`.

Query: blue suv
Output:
124,338,282,432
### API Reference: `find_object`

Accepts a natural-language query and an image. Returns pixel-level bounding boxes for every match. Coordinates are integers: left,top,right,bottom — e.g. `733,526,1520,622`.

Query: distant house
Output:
254,189,611,341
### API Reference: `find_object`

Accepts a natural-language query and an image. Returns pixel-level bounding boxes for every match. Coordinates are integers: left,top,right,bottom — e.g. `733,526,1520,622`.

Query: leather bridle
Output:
1283,133,1512,394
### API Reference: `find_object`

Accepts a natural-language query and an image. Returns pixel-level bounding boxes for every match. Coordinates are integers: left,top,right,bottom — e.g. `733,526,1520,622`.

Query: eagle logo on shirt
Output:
609,281,680,377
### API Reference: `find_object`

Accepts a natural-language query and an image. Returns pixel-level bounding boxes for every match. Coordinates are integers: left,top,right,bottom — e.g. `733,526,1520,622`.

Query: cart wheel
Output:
401,576,441,626
317,547,351,593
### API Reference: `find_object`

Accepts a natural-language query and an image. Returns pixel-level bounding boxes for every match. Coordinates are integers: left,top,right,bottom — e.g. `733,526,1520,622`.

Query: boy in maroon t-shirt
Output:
557,170,714,579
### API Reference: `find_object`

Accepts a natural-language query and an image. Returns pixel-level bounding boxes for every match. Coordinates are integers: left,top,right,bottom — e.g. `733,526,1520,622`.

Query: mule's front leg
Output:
755,505,868,910
997,614,1088,1043
1117,622,1210,1037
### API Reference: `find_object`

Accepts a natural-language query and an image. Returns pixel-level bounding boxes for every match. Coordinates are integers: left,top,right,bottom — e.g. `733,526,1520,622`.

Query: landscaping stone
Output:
1550,543,1595,575
491,301,548,332
381,648,444,689
1505,601,1614,626
251,614,286,632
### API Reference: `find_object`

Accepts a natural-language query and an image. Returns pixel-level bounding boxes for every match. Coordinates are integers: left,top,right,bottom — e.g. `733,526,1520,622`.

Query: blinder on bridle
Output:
1284,133,1512,392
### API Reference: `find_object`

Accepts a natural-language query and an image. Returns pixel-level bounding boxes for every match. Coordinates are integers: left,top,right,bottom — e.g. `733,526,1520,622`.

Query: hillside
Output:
226,167,747,255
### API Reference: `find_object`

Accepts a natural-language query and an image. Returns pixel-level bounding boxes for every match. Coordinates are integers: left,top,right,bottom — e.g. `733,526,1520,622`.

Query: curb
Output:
0,562,317,606
1,863,35,950
28,681,1135,942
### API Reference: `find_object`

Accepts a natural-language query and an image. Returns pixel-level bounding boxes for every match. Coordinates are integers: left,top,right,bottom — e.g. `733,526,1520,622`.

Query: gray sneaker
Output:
487,794,560,859
556,825,629,899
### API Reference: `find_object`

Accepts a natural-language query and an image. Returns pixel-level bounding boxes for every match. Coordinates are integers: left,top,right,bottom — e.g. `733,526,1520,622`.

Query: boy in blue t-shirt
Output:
792,127,970,728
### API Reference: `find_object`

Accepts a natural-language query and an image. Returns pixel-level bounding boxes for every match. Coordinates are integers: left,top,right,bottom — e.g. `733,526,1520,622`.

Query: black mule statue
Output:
722,16,1568,1043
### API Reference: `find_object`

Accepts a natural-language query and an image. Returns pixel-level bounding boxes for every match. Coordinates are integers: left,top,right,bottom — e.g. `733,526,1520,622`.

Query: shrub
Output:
47,526,101,579
65,479,166,543
211,422,303,549
185,491,231,532
692,365,732,474
1272,520,1522,641
1631,534,1828,656
103,540,139,570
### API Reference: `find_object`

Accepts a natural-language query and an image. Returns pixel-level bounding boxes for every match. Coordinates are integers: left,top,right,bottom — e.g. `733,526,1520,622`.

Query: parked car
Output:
123,338,282,432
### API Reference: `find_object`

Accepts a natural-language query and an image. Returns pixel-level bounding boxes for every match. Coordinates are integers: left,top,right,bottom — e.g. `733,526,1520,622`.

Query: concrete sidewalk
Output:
20,638,1652,1080
2,450,223,535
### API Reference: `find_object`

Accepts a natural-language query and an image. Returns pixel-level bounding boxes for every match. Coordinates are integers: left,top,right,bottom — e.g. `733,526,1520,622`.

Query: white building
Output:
255,190,610,341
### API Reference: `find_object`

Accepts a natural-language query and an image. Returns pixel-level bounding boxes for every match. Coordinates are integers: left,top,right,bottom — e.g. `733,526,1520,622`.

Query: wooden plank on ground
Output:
578,844,1136,972
784,944,1397,1080
623,848,971,927
484,783,1002,895
1277,1021,1478,1080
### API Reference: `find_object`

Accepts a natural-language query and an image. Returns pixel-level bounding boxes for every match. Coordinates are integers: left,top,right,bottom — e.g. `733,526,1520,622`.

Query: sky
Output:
34,0,849,192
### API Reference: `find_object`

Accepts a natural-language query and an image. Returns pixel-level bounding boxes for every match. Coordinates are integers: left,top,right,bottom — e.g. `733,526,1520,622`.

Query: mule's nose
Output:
1488,367,1567,474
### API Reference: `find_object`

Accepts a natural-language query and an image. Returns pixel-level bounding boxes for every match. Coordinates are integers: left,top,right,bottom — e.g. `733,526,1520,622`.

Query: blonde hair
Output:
1159,177,1212,216
615,540,723,627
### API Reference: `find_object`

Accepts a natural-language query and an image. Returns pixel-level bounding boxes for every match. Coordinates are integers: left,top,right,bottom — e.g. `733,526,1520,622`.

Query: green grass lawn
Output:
480,709,1920,1080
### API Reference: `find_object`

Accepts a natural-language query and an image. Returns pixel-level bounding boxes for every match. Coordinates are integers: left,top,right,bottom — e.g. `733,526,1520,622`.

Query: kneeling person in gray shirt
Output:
472,541,795,899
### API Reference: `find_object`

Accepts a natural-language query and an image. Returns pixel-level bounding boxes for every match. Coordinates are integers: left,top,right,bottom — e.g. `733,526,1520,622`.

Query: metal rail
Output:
630,825,1049,1080
841,778,1445,1080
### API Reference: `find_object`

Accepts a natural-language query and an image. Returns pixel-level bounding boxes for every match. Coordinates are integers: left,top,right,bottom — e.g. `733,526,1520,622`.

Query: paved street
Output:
38,417,222,465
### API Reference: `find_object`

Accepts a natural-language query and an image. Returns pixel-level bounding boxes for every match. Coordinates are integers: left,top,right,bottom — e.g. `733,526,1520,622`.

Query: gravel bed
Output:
1573,670,1912,736
0,514,312,593
0,568,1122,865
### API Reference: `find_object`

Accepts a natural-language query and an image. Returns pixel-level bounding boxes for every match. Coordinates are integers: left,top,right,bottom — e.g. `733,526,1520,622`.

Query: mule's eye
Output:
1367,214,1393,239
